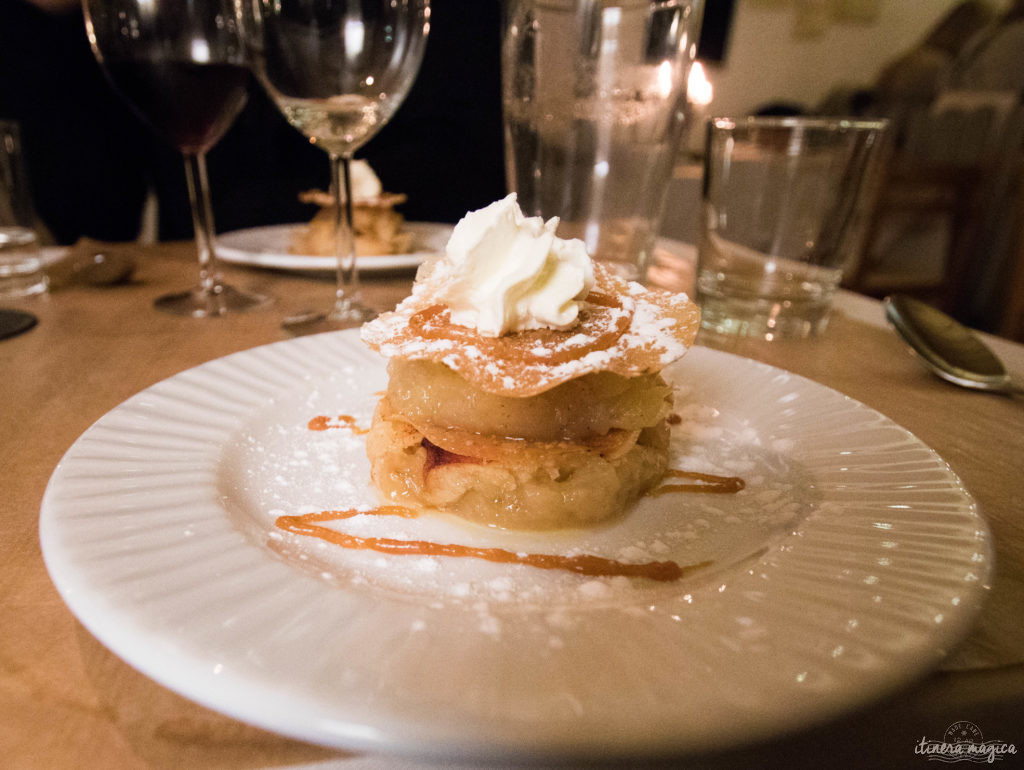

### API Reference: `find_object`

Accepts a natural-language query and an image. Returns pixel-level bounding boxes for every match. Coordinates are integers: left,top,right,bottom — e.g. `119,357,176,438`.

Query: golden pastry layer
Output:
366,395,670,530
366,358,674,528
386,358,672,442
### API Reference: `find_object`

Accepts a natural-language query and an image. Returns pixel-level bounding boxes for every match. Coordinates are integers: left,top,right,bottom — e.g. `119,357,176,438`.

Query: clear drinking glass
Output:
0,120,47,298
697,117,890,339
242,0,430,328
83,0,271,317
503,0,702,281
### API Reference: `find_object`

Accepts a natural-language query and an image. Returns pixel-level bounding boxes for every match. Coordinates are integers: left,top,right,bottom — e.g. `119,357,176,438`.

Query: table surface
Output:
2,239,1023,769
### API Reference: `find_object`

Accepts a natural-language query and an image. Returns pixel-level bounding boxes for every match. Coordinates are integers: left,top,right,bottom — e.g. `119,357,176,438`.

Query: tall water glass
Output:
503,0,702,281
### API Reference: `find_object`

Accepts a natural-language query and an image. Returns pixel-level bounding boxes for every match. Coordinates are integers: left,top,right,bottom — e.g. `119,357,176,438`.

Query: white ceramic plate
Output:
215,222,452,272
39,333,990,762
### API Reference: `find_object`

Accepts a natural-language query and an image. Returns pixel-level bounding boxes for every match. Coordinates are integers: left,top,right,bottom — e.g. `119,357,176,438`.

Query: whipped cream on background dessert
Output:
347,159,384,202
420,194,595,336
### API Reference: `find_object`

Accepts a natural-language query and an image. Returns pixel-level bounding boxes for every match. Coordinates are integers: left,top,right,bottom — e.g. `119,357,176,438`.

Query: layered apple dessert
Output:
290,159,413,257
360,195,700,530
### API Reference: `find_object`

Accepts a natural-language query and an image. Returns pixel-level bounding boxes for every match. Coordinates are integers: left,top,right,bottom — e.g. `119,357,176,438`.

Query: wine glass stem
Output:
183,151,217,295
331,152,361,308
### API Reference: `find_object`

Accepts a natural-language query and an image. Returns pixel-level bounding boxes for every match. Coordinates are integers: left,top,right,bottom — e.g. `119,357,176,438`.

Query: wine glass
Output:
242,0,430,327
83,0,270,317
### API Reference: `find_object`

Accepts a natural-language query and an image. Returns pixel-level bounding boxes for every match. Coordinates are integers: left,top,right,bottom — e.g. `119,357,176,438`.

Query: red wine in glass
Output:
84,0,270,317
102,61,250,154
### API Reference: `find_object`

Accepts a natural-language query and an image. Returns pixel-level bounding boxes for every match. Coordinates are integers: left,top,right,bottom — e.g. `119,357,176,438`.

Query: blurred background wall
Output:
703,0,964,119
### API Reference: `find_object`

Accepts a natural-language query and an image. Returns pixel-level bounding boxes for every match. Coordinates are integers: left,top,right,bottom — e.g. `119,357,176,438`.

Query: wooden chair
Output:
844,94,1024,318
997,164,1024,341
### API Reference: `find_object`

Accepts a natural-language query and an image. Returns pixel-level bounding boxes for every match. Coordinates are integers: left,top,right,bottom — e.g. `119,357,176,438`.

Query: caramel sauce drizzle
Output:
275,507,707,582
407,294,631,367
308,415,368,435
648,469,746,497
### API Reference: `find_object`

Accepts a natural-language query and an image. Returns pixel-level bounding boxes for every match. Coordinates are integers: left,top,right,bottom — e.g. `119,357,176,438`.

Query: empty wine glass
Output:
84,0,271,317
242,0,430,328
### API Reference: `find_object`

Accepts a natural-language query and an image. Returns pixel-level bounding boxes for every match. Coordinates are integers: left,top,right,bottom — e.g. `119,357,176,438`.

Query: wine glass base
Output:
280,299,376,337
155,282,271,318
327,297,377,326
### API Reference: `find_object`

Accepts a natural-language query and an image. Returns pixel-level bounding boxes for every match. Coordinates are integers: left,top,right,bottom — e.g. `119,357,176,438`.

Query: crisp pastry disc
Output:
361,263,700,396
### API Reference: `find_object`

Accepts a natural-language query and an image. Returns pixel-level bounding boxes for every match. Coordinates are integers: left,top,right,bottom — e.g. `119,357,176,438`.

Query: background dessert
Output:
289,160,413,257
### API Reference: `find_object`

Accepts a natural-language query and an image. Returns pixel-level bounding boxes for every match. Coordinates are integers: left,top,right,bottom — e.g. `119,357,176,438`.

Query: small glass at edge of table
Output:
0,120,48,299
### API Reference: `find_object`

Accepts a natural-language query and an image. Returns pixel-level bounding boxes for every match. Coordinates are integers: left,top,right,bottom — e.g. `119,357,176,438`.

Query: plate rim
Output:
38,332,993,762
215,221,452,272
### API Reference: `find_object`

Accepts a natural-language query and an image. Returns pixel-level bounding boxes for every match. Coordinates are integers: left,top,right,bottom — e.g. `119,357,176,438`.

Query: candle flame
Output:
688,61,713,106
657,60,674,99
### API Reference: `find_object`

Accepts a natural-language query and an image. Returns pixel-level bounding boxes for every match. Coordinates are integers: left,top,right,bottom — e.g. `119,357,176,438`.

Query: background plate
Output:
216,222,452,272
39,332,991,762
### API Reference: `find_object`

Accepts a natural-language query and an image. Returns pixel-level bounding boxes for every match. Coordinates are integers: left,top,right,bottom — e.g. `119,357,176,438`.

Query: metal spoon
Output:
884,294,1023,395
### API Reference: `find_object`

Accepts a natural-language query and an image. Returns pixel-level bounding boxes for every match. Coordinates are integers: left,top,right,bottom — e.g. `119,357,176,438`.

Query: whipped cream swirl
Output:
349,159,383,202
417,194,595,336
